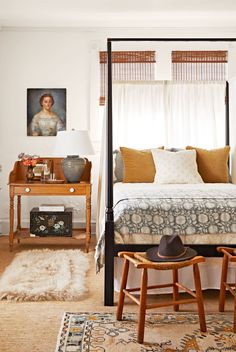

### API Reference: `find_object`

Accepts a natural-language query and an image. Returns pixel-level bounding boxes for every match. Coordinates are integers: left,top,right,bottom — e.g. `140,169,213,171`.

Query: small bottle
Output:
41,160,50,181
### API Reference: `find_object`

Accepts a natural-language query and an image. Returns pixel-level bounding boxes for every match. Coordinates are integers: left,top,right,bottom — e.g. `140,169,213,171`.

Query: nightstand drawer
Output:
12,184,88,196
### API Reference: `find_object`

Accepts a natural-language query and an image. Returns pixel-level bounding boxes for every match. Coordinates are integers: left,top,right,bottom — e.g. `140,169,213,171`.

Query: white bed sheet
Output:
114,182,236,203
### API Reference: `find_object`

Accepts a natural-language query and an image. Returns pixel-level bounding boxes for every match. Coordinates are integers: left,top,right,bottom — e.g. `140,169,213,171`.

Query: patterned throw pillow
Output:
151,149,203,184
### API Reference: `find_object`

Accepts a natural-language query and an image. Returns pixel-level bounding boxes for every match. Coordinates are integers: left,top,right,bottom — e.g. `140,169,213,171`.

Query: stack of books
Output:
39,204,65,212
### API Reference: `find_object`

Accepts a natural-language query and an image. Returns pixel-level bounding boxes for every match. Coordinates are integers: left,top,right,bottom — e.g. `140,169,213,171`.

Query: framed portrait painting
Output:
27,88,66,136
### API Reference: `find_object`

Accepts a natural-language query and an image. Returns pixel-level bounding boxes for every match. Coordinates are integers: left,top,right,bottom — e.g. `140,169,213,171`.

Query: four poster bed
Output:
102,37,236,306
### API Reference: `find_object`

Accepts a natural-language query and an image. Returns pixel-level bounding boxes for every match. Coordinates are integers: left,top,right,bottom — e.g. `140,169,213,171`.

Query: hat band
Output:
157,247,187,259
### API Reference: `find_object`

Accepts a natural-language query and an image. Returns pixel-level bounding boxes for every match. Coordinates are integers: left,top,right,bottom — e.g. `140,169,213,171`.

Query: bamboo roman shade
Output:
172,51,228,81
100,51,156,105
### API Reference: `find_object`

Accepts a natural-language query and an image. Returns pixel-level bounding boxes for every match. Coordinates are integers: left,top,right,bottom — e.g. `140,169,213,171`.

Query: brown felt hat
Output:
146,235,197,262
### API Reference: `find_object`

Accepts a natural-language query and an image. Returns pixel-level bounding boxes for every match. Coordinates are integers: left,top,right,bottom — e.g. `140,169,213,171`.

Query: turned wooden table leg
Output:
17,195,21,243
9,190,15,251
85,188,91,253
173,268,179,311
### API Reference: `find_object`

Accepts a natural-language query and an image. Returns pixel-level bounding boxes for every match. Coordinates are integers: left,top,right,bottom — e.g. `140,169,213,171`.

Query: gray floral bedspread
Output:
115,197,236,236
113,184,236,236
95,183,236,271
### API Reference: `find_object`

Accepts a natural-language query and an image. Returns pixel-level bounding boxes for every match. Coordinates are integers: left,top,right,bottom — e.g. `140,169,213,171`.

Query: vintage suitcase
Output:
30,207,72,236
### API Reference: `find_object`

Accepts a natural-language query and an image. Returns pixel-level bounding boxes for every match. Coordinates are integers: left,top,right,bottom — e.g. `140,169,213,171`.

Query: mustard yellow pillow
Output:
186,146,230,183
120,147,163,183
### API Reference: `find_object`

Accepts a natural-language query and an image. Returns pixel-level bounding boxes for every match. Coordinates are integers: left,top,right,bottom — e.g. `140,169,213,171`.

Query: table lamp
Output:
53,130,94,183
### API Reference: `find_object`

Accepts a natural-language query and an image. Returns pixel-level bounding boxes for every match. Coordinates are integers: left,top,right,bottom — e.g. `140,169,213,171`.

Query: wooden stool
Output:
217,246,236,332
116,251,206,344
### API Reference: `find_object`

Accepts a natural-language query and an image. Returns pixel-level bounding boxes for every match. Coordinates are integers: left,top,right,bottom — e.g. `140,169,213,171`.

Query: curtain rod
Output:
113,80,227,84
108,38,236,42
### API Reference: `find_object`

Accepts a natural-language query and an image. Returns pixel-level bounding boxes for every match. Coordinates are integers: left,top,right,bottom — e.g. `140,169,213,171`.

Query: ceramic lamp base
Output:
61,155,85,183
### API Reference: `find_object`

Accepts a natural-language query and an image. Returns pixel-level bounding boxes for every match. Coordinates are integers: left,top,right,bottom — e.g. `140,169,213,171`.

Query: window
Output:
99,51,156,105
172,51,228,81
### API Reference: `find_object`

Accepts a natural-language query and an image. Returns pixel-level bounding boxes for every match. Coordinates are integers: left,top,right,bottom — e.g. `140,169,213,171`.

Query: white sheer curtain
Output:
112,81,226,149
166,82,226,148
113,82,166,149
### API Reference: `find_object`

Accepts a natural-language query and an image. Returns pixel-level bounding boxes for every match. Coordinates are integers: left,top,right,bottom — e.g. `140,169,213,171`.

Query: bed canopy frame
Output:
105,37,235,306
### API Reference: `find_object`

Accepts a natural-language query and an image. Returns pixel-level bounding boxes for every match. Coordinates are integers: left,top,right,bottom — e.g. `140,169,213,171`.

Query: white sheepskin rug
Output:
0,249,90,301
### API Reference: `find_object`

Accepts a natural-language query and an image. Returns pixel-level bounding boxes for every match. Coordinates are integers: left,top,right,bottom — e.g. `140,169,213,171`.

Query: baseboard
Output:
0,220,96,236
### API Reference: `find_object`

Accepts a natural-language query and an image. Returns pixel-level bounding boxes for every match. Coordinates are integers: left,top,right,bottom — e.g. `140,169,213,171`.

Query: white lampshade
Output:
53,130,95,157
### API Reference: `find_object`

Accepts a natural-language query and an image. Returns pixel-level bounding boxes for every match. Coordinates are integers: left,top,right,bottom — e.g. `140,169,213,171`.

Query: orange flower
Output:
22,159,38,167
18,153,39,167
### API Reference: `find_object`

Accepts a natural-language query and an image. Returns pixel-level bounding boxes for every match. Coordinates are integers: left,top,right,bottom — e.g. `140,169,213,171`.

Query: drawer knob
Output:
25,187,31,193
69,187,75,193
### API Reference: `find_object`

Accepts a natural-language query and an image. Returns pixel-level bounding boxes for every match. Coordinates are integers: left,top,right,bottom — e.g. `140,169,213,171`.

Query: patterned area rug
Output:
56,312,236,352
0,249,89,301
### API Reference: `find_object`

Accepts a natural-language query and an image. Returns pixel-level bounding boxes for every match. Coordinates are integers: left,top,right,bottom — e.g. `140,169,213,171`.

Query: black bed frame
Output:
104,37,236,306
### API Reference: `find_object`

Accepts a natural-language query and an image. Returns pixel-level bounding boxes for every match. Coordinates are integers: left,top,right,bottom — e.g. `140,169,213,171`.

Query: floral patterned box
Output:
30,207,72,236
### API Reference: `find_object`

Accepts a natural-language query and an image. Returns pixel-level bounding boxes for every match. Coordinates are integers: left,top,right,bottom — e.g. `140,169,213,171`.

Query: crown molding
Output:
2,26,236,35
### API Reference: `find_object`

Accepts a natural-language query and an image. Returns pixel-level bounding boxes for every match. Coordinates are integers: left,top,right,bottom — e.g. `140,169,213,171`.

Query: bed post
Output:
104,38,115,306
226,81,229,146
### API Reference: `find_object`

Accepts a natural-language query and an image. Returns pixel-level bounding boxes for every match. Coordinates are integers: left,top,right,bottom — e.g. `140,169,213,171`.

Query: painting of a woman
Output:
27,89,66,136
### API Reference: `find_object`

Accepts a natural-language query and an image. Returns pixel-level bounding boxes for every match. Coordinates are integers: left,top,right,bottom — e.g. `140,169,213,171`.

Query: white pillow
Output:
151,149,203,184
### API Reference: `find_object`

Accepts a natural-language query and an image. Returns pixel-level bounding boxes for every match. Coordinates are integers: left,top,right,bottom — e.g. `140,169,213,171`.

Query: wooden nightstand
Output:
8,157,92,252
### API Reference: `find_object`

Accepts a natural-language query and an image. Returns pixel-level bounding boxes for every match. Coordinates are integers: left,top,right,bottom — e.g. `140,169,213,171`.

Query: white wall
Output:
1,27,236,233
0,30,98,232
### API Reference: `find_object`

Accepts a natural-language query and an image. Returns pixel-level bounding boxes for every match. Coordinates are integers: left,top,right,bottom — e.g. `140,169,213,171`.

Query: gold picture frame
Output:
33,160,52,180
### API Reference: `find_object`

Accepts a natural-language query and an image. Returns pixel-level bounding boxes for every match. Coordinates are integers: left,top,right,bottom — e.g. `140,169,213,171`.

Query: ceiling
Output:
1,0,236,28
